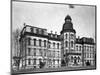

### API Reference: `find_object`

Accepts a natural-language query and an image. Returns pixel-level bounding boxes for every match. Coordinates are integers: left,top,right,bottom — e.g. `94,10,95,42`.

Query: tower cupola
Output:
61,15,76,34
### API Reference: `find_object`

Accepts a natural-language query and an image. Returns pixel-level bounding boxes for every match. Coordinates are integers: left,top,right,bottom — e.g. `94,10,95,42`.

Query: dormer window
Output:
36,28,39,34
42,29,44,35
39,29,42,34
30,27,34,33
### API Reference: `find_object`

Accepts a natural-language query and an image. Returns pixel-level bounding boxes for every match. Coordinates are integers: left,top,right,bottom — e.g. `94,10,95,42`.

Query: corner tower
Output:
60,15,76,66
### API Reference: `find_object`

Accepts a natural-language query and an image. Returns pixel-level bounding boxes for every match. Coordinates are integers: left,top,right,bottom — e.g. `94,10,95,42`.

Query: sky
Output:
12,1,96,39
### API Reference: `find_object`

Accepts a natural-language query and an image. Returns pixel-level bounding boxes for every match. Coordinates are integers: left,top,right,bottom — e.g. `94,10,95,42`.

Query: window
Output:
79,46,81,51
78,56,80,62
34,48,36,56
39,59,42,62
71,41,74,47
39,29,42,34
33,58,36,65
48,42,51,48
87,46,89,51
39,39,42,47
53,51,55,57
44,40,46,47
71,56,73,62
58,51,59,57
34,39,36,46
58,60,59,64
65,41,68,47
66,34,67,39
53,42,55,48
44,49,46,56
57,43,59,49
28,48,31,55
36,28,39,34
39,49,42,56
76,45,78,51
84,46,86,50
71,34,74,39
90,53,91,58
28,38,31,45
42,30,44,35
90,46,91,51
87,53,89,58
53,59,55,65
31,28,34,33
28,58,31,65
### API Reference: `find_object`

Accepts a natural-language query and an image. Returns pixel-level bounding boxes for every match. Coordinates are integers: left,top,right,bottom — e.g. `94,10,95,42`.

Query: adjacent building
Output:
19,15,95,69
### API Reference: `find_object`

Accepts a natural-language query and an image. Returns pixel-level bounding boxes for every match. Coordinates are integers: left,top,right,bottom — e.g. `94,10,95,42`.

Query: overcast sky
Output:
12,1,96,39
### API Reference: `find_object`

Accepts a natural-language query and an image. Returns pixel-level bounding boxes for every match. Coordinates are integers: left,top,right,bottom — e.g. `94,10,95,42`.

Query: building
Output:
19,25,61,69
19,15,95,69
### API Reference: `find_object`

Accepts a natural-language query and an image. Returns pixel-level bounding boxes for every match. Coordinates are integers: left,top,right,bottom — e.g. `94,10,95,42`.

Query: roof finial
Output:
23,23,26,27
65,15,72,21
51,30,53,34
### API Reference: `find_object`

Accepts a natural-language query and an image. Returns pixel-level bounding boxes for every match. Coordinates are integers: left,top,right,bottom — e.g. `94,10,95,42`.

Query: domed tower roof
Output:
61,15,76,34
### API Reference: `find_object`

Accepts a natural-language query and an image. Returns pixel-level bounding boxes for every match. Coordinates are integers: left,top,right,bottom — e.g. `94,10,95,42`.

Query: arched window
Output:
66,33,67,39
65,41,68,47
53,42,55,48
28,58,31,65
71,34,74,39
79,46,81,51
33,39,36,46
44,40,46,47
39,39,42,47
78,56,80,62
53,59,55,65
76,45,78,51
57,43,59,49
71,56,73,60
71,56,73,62
71,41,74,47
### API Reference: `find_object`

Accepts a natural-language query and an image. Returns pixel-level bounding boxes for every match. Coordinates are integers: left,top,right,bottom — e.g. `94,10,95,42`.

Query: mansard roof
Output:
76,37,95,45
19,25,61,41
81,37,94,45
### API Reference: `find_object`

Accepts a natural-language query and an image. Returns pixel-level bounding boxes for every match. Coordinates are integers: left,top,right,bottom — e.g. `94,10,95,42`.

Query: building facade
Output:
19,15,95,69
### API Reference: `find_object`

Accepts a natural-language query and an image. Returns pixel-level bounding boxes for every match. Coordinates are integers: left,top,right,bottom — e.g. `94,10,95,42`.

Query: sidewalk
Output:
12,66,96,74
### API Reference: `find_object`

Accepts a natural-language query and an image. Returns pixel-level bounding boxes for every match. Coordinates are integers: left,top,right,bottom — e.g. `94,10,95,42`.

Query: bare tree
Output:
12,29,21,70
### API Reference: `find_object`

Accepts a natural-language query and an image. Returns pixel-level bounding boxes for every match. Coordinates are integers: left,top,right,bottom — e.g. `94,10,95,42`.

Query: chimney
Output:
55,31,57,38
51,30,53,34
23,23,26,27
78,36,80,41
50,30,53,37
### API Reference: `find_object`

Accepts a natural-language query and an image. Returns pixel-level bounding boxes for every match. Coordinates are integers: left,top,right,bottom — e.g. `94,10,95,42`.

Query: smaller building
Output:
81,37,95,66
